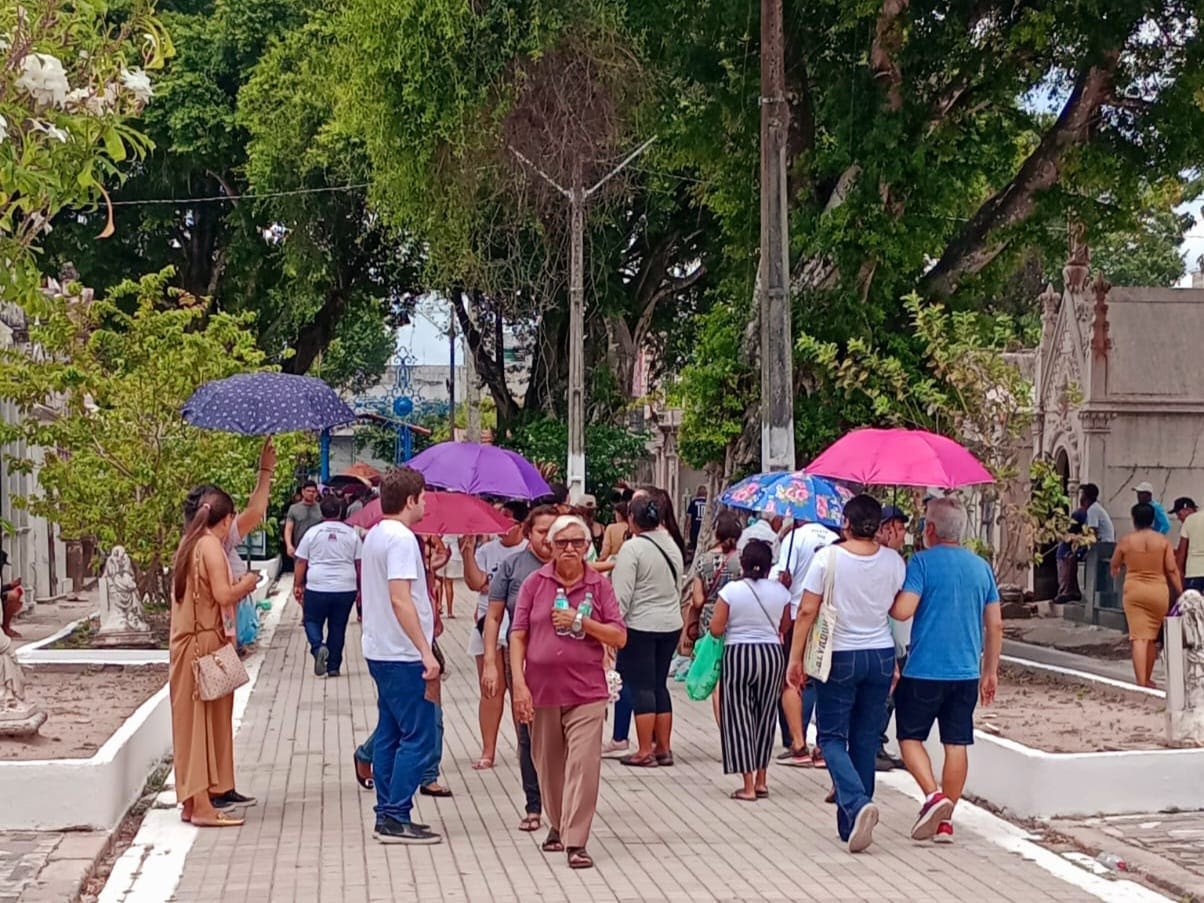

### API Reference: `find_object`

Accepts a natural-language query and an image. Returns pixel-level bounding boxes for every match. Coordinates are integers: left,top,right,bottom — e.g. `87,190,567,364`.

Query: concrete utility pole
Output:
511,136,656,501
448,311,457,441
759,0,796,471
465,319,483,442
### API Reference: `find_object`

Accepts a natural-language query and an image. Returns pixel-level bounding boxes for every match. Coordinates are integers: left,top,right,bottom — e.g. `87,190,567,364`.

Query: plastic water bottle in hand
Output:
572,591,593,639
553,587,571,636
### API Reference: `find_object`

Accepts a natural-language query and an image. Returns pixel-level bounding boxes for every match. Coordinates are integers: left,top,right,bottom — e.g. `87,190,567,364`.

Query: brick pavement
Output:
168,587,1149,903
0,830,107,902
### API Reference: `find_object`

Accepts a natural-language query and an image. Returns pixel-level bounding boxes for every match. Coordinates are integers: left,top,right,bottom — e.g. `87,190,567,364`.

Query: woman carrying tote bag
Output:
787,495,905,855
170,488,259,828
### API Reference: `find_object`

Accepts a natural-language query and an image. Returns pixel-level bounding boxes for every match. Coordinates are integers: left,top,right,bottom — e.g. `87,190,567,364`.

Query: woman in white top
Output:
708,539,790,802
787,494,905,855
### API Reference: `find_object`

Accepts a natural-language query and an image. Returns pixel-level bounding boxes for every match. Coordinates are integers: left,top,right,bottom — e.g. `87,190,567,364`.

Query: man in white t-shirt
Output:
1080,483,1116,543
360,467,442,845
294,495,363,678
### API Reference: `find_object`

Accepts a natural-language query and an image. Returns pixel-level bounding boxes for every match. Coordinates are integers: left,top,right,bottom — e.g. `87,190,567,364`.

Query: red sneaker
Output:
933,821,954,844
911,792,955,841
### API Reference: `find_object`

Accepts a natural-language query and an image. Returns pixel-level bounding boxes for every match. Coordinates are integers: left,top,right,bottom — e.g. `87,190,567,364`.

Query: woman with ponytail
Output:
707,539,791,801
170,489,261,827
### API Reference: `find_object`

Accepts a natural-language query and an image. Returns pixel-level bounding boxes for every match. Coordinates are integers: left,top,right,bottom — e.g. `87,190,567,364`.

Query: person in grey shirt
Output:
612,487,685,768
285,481,323,558
480,504,558,833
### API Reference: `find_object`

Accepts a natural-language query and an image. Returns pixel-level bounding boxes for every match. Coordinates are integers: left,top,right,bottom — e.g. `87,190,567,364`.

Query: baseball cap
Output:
1171,497,1198,515
1134,482,1155,495
880,505,909,525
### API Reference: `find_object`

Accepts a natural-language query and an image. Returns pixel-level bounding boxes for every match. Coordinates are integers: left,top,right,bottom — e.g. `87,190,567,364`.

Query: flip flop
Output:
567,847,594,869
618,754,659,768
729,791,757,803
518,813,542,832
420,784,453,798
353,755,374,790
471,757,495,771
755,788,769,799
654,751,675,767
541,830,564,853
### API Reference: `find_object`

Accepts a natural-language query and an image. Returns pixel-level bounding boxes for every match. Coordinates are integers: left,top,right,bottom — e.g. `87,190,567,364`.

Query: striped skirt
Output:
720,642,786,774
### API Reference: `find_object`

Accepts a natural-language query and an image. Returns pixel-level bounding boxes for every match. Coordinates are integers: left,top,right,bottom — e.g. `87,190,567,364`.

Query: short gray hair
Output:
926,496,967,543
547,514,590,545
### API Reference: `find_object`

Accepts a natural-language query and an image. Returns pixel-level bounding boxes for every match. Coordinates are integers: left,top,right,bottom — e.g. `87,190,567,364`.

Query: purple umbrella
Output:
407,442,551,500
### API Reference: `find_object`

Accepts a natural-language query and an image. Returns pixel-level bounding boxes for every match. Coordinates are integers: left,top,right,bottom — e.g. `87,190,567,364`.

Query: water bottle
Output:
572,591,594,639
1095,852,1127,872
553,587,571,636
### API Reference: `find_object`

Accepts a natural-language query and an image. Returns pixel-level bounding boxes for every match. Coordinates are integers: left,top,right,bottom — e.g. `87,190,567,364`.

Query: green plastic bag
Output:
685,632,724,701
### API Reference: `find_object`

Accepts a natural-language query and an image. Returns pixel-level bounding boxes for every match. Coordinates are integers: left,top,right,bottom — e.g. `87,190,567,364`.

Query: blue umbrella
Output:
721,471,853,528
182,373,356,435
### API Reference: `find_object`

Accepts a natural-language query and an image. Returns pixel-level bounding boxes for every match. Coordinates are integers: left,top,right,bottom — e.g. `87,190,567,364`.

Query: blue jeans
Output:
815,647,895,841
355,708,445,786
303,589,356,673
366,660,436,824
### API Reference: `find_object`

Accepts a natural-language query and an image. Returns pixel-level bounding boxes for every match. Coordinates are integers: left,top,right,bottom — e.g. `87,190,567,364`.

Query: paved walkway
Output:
138,585,1162,903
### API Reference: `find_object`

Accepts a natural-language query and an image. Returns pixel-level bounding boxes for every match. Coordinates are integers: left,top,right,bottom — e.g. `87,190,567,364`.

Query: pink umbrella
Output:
805,428,993,489
347,491,515,536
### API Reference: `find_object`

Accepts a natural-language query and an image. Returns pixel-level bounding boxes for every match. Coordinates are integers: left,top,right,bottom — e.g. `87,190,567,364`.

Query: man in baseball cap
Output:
1173,497,1204,592
1133,482,1170,534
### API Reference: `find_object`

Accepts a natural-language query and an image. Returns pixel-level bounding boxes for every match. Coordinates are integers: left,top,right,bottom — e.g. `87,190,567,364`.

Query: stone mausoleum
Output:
1032,249,1204,623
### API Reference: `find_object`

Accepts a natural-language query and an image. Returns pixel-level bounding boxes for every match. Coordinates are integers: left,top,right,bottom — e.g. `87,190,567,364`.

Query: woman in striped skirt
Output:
708,539,791,801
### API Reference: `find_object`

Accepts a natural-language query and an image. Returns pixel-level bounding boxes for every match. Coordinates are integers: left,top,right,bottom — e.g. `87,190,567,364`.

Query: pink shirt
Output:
511,563,626,708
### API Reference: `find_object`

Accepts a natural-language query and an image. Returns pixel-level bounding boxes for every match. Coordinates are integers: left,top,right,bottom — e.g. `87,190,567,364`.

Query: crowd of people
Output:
167,452,1009,863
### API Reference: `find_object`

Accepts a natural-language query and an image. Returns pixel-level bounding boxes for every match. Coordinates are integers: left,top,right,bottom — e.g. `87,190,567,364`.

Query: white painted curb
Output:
98,577,289,903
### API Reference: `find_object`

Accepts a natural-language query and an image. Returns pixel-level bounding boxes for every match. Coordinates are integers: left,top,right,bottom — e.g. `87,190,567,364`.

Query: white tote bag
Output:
803,547,840,681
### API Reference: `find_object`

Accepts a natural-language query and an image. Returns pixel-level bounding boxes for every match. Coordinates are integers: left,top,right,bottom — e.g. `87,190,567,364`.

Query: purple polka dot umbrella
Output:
182,373,357,435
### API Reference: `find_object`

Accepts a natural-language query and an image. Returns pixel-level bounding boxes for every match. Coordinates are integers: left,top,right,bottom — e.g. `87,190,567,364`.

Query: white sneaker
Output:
848,803,879,854
601,739,630,757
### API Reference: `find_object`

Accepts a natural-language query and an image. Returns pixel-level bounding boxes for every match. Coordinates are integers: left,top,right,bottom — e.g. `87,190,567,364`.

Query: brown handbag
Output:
188,548,249,702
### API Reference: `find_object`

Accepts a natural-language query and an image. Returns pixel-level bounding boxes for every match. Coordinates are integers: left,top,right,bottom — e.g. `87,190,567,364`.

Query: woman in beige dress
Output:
1111,502,1182,688
170,488,259,827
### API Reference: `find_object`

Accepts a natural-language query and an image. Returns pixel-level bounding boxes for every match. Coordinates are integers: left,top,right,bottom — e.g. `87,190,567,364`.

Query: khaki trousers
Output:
530,700,606,848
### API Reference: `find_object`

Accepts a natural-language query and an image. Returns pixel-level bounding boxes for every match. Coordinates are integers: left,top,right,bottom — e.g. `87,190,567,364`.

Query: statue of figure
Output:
0,630,46,736
1168,590,1204,745
95,545,154,647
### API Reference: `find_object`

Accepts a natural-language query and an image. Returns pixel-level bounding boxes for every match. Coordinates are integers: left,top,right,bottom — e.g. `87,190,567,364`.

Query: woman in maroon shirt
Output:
511,515,627,870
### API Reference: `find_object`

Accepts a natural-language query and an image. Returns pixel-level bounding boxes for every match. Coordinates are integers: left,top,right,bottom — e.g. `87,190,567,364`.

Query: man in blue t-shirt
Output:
889,497,1001,846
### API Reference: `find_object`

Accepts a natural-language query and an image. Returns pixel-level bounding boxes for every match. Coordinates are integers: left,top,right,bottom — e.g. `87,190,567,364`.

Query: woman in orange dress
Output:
170,488,260,827
1111,502,1182,688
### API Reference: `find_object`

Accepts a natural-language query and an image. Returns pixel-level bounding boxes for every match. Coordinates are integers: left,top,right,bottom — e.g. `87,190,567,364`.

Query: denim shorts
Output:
894,676,979,746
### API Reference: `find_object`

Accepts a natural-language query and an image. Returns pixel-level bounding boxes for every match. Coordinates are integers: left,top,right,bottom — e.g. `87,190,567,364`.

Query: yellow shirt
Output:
1182,511,1204,578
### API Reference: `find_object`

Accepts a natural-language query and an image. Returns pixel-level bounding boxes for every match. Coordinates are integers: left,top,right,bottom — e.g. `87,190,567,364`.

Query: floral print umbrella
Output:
721,471,854,528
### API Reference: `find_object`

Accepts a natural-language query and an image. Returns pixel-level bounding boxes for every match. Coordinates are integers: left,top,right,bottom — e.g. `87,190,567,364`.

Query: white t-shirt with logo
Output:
294,520,362,593
801,545,906,652
718,578,791,645
361,519,432,663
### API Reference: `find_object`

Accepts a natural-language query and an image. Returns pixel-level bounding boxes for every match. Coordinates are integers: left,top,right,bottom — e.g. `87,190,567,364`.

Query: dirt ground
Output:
0,664,168,760
976,666,1171,753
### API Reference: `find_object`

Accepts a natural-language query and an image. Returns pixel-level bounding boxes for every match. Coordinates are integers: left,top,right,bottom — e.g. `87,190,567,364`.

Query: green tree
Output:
0,270,306,601
42,0,419,387
503,417,647,501
0,0,170,307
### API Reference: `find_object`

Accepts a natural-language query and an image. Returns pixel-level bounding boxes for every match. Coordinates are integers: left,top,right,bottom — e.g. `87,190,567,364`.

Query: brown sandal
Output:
541,829,564,853
618,753,659,768
567,847,594,869
191,811,245,828
518,813,541,832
